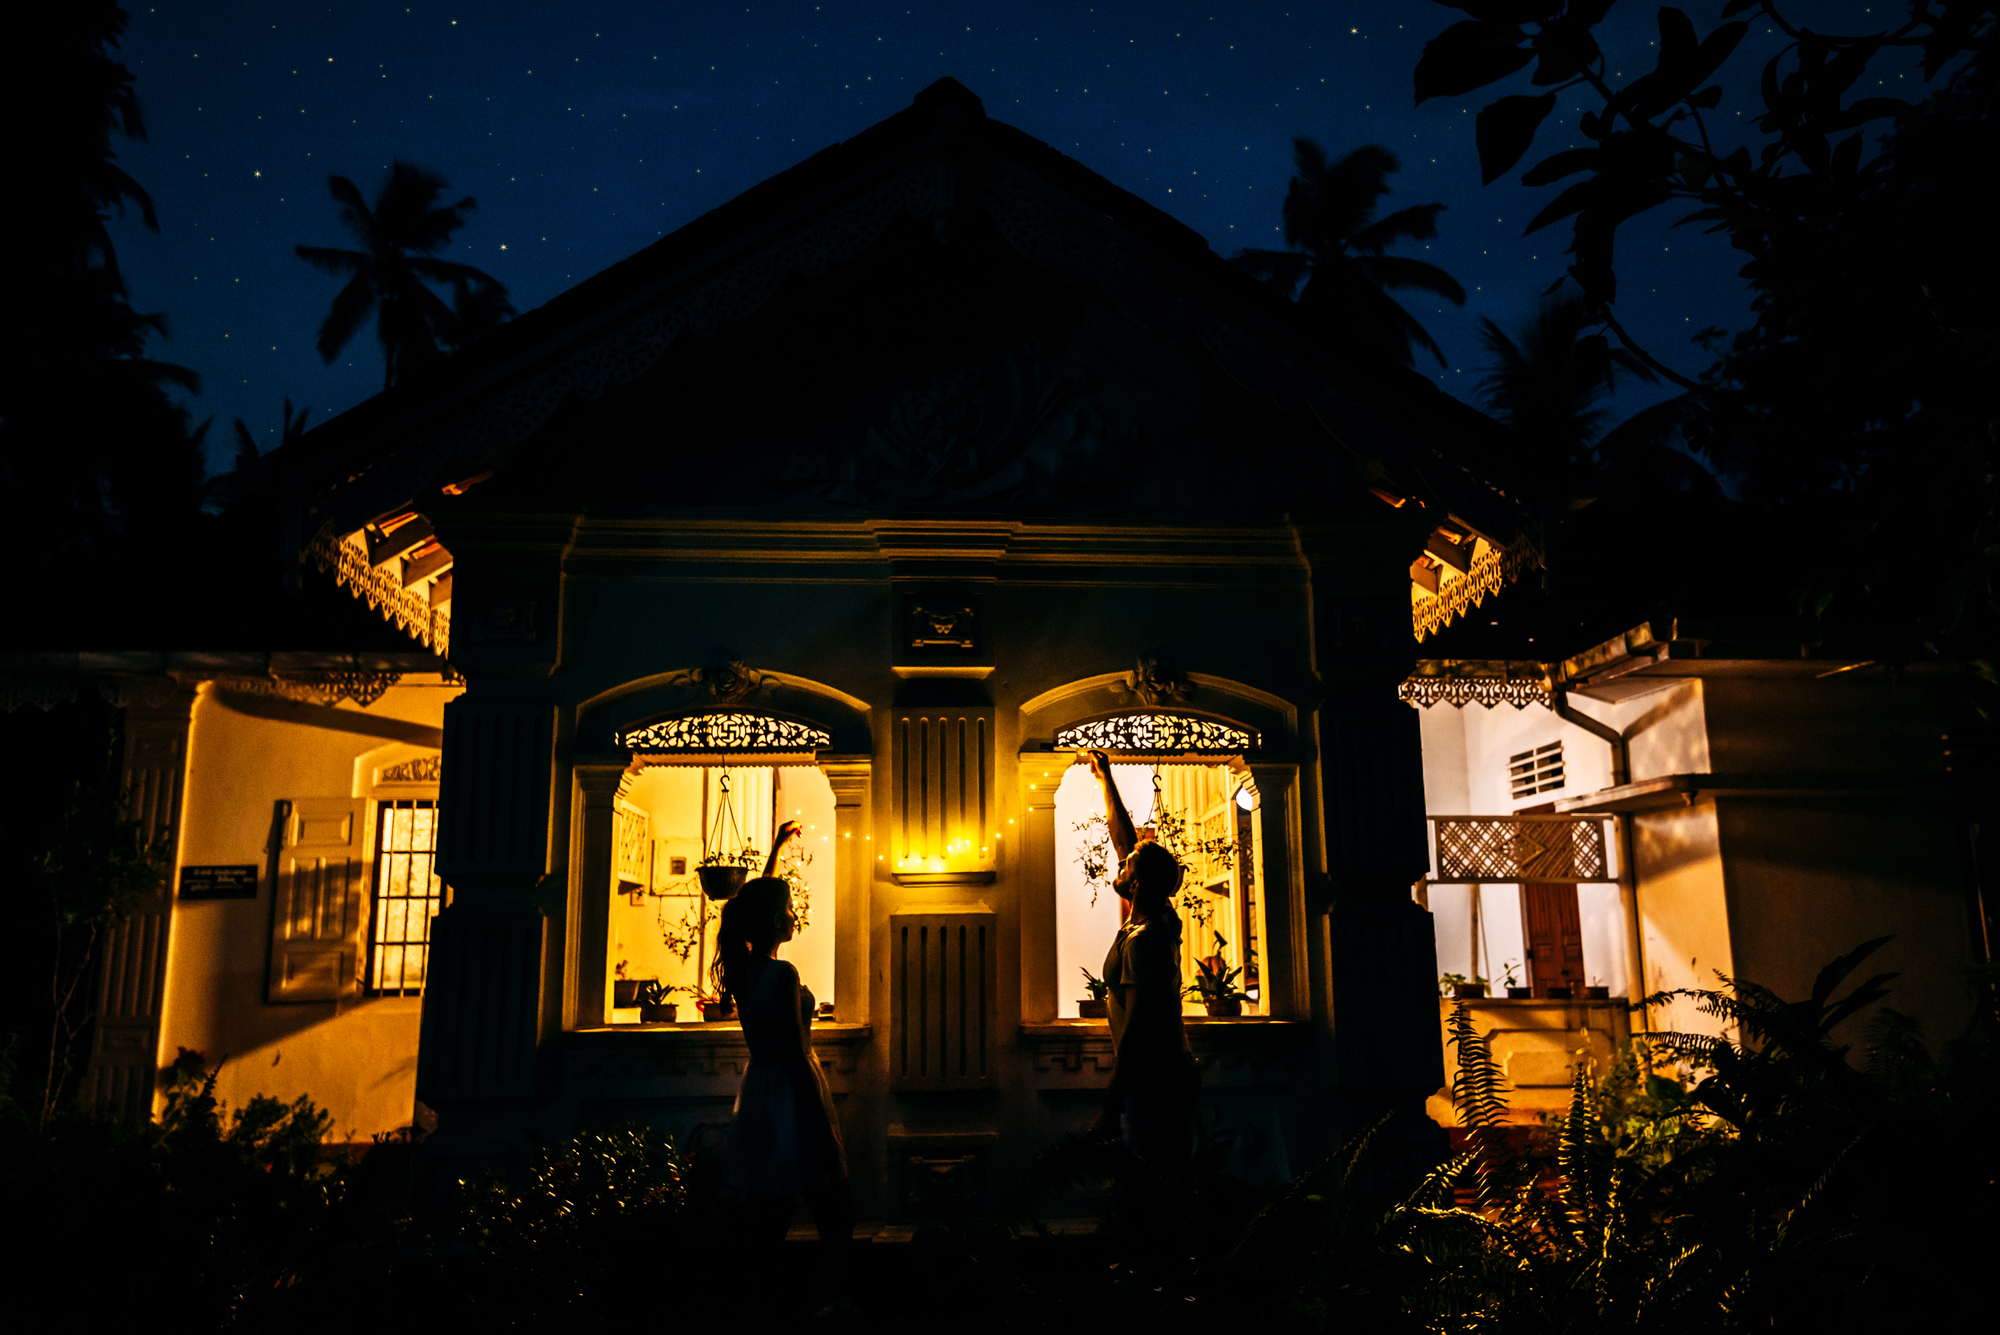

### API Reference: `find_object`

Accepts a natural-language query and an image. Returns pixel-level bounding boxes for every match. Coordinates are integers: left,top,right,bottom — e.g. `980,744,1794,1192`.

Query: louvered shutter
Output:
266,798,367,1003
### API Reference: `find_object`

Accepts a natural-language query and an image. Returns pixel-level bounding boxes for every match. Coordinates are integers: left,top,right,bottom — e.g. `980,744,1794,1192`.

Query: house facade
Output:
18,81,1984,1219
258,80,1528,1214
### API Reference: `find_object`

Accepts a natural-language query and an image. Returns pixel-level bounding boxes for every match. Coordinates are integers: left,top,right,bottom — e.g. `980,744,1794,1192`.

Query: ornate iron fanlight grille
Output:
620,710,830,755
1054,712,1254,756
1432,817,1608,882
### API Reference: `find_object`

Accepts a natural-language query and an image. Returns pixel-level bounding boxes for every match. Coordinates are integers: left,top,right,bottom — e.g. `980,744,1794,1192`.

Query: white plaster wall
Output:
1601,680,1710,779
1420,698,1627,993
161,678,458,1143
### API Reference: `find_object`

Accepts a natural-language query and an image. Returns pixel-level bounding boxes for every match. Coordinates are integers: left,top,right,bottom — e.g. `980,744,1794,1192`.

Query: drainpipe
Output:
1552,687,1647,1031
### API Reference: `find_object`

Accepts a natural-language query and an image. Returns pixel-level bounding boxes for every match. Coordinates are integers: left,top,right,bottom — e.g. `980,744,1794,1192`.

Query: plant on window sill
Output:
1186,932,1252,1017
1078,966,1110,1018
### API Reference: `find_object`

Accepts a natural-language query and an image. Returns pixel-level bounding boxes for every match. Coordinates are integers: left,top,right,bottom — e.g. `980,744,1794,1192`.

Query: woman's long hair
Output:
712,876,792,1007
1128,841,1184,939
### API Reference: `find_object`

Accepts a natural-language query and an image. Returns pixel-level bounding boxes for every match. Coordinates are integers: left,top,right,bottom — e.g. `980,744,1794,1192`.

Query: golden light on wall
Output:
894,710,995,881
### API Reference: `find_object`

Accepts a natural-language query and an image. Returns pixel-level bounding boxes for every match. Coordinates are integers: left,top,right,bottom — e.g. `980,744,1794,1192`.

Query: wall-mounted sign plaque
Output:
179,865,259,900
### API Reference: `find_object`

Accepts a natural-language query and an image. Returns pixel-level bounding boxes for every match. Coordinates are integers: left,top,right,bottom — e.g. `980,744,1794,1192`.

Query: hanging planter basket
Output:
698,865,748,900
697,769,760,901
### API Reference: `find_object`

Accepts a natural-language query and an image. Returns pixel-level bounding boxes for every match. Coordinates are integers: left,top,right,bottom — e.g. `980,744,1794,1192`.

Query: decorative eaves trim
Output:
312,529,450,659
1411,533,1540,642
1399,660,1552,710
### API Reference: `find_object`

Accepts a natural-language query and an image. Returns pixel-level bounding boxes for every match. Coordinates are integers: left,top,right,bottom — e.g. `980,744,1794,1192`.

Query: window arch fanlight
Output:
618,709,832,765
1053,710,1256,759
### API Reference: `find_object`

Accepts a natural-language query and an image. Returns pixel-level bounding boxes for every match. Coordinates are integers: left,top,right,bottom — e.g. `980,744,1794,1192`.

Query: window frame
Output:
364,797,446,997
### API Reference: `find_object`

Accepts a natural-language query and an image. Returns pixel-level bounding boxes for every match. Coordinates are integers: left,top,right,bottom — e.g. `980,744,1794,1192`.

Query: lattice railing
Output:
1430,816,1610,882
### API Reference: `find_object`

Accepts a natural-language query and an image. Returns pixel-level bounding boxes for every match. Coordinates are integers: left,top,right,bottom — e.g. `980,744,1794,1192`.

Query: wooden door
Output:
1520,882,1585,995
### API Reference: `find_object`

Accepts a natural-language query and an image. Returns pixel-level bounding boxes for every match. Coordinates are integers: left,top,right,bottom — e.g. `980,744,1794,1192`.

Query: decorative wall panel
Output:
895,710,994,861
1432,817,1609,883
1054,711,1253,757
890,911,997,1091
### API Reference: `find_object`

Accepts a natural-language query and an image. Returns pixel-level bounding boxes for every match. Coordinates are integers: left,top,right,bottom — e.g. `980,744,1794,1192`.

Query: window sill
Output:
569,1021,871,1045
1020,1018,1311,1041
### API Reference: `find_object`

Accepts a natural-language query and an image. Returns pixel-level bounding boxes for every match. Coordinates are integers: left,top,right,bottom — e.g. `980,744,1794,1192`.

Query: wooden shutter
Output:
266,798,367,1003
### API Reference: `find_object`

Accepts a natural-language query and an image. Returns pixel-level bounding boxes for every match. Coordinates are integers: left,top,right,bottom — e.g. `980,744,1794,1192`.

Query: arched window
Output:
603,710,840,1025
1050,711,1270,1020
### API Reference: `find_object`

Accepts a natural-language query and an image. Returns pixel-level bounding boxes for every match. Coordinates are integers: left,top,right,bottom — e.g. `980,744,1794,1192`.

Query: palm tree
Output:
1477,289,1714,588
1233,141,1467,367
295,161,510,390
1475,290,1712,503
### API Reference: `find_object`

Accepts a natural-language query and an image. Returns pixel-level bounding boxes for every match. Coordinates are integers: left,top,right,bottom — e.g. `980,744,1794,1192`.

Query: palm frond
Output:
1229,247,1312,299
325,175,373,243
1351,254,1468,305
315,274,375,363
294,245,368,277
1349,203,1448,254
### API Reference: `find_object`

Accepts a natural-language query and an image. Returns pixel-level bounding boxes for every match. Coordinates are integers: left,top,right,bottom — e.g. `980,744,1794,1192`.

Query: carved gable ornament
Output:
1109,656,1191,707
662,660,774,707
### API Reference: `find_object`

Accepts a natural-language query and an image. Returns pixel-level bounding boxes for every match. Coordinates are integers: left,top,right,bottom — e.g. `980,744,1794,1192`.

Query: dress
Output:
729,958,847,1195
1103,920,1200,1166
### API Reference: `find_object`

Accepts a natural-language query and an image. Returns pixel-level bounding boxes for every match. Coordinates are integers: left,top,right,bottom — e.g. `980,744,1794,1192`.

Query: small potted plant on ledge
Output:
1583,977,1611,1001
1186,935,1251,1017
1439,972,1488,1000
1502,960,1532,1000
637,980,680,1023
696,989,737,1024
612,960,652,1010
1078,967,1109,1019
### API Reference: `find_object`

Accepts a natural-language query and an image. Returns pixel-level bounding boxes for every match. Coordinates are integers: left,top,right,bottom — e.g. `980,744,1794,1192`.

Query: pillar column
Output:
81,686,197,1123
822,756,872,1023
419,696,556,1105
1295,518,1449,1177
565,762,625,1031
1016,751,1063,1021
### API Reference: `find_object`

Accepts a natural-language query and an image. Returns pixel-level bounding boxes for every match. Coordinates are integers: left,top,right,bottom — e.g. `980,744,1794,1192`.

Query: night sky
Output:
107,2,1906,475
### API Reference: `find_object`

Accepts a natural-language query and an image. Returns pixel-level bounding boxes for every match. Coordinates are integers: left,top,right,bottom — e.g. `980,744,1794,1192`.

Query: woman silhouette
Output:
717,821,852,1288
1082,751,1200,1168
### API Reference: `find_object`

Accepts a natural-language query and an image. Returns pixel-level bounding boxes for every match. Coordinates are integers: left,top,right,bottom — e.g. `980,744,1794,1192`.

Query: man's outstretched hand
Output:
1083,749,1112,785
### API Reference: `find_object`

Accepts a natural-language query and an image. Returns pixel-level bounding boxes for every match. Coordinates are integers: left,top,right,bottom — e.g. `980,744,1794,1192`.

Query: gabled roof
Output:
274,78,1534,658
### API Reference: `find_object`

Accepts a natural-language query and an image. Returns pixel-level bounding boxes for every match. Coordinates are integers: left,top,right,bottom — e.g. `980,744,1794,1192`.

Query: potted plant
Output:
1078,967,1109,1019
1502,960,1532,1000
637,980,680,1023
1583,977,1611,1001
612,960,653,1009
697,770,762,899
697,844,761,900
696,990,736,1023
1186,934,1251,1017
1439,972,1488,1000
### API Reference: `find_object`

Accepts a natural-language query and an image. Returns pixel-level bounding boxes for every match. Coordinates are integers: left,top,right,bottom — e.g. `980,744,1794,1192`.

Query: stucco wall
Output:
159,678,459,1141
1716,799,1977,1050
1632,799,1734,1036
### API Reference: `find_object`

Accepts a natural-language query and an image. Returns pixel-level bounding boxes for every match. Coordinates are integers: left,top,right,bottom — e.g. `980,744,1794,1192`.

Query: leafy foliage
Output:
5,3,207,569
0,1052,404,1332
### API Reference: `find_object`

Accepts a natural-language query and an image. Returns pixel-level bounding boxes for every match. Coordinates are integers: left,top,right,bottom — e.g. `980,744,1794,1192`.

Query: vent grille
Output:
891,912,997,1090
1508,741,1566,799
